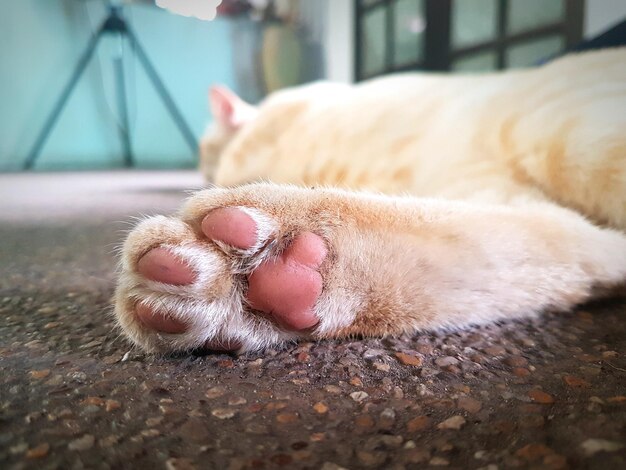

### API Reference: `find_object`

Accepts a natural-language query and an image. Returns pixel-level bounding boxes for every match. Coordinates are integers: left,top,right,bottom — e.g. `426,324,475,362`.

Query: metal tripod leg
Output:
113,36,134,167
25,7,197,170
126,27,198,155
24,32,102,170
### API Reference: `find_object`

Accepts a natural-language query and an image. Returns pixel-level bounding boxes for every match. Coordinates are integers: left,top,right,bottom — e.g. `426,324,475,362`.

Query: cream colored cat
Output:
115,48,626,354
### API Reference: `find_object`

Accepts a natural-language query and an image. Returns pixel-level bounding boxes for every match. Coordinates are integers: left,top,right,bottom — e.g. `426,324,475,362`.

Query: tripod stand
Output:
24,2,198,169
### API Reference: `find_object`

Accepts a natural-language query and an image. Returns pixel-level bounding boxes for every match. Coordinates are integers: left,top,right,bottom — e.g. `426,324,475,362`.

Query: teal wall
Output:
0,0,236,170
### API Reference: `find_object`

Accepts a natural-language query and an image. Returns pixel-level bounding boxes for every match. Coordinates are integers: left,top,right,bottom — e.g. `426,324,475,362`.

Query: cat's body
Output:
203,48,626,228
115,48,626,354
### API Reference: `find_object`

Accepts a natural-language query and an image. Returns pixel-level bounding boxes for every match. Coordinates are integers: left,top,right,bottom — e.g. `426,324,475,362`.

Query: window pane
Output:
506,36,565,68
508,0,564,34
361,7,387,76
394,0,425,66
452,50,497,72
452,0,498,48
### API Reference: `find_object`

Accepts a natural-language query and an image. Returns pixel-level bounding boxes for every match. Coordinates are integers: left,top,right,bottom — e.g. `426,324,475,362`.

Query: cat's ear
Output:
209,85,257,131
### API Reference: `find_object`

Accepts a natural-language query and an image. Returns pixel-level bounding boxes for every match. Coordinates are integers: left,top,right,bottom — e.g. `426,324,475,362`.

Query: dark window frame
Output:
355,0,584,80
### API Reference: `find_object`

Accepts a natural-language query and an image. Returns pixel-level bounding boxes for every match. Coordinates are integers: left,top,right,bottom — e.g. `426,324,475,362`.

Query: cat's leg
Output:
115,184,626,354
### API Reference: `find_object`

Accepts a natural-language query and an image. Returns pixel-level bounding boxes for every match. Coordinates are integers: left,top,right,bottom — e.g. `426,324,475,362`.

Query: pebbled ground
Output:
0,171,625,470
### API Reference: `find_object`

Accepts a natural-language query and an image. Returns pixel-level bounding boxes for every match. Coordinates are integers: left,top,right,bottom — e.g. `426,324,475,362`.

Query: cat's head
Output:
199,86,259,183
200,84,320,186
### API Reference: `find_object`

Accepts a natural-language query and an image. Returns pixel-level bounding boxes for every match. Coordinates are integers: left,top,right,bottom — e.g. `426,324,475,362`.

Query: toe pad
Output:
135,303,188,334
137,247,196,285
247,232,327,331
202,207,258,250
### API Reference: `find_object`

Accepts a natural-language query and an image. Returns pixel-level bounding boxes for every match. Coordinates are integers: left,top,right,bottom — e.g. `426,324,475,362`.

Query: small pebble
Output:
580,438,624,456
515,443,553,460
457,397,482,414
373,362,390,372
483,346,506,356
68,434,95,451
98,435,120,448
395,352,423,366
25,443,50,459
145,417,163,427
380,435,403,448
363,348,385,358
435,356,459,367
320,463,348,470
357,449,387,466
228,396,247,406
528,390,555,404
474,450,489,460
504,356,528,367
513,367,531,377
205,386,227,399
406,416,431,432
437,416,466,430
429,456,450,466
379,408,396,429
607,396,626,403
543,453,567,469
10,442,28,455
416,343,433,355
166,458,196,470
245,423,268,435
178,420,210,441
405,448,431,463
29,369,50,379
350,391,369,403
276,412,299,424
562,375,590,388
350,376,363,387
211,408,236,420
313,402,328,414
420,367,439,377
81,396,104,406
355,414,374,428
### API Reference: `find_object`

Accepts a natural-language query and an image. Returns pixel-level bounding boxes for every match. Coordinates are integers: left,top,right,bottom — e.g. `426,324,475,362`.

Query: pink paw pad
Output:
247,232,327,331
135,304,239,351
135,207,328,340
201,207,258,250
201,207,328,331
137,247,196,285
135,303,188,334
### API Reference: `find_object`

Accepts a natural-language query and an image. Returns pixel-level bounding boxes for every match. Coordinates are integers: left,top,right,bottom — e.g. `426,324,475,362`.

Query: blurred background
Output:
1,0,625,172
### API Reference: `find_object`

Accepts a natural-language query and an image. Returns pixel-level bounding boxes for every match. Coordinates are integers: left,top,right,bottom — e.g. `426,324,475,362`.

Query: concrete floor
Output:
0,171,625,470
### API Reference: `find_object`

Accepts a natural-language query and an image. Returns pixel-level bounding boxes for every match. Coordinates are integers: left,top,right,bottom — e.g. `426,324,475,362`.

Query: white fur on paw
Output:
314,289,361,335
115,210,299,354
129,292,297,353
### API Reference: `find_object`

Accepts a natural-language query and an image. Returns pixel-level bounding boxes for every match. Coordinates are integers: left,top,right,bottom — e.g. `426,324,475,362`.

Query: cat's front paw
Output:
114,185,349,354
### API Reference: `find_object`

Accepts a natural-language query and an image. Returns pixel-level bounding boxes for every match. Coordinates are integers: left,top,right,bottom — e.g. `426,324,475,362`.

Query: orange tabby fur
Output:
202,48,626,228
114,48,626,354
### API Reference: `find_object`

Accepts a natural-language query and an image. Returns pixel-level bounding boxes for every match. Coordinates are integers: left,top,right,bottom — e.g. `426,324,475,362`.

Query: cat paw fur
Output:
115,184,361,353
115,184,626,354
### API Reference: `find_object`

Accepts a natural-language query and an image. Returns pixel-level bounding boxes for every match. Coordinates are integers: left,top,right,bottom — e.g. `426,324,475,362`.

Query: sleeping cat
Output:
115,47,626,354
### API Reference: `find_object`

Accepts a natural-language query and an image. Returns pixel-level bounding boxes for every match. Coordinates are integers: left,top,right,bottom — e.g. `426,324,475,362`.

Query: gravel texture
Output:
1,171,625,470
